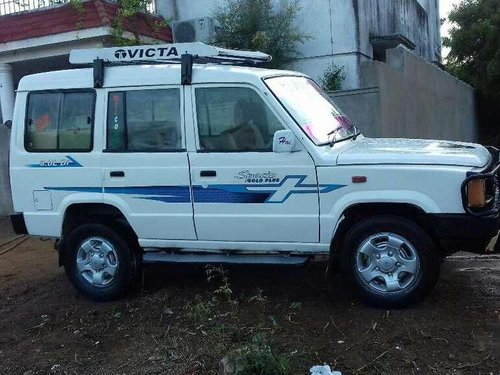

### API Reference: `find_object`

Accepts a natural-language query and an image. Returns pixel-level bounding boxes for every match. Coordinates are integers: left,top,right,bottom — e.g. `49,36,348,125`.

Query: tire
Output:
341,215,440,308
64,223,138,301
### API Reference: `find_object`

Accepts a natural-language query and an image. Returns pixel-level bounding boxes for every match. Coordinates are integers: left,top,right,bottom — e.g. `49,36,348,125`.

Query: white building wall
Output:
157,0,361,87
290,0,359,88
157,0,441,89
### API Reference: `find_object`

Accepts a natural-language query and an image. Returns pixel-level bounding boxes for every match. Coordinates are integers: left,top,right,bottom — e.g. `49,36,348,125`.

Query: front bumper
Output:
429,213,500,255
438,146,500,254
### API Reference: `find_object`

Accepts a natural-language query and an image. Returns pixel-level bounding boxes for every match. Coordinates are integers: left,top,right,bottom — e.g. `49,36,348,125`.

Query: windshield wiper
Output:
352,129,361,140
318,128,361,147
326,126,342,147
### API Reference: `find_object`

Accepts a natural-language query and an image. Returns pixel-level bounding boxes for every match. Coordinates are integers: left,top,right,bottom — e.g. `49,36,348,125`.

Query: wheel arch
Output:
58,203,139,266
327,202,434,274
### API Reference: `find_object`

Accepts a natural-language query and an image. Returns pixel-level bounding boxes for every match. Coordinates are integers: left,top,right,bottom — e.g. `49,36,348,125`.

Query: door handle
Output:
110,171,125,177
200,170,216,177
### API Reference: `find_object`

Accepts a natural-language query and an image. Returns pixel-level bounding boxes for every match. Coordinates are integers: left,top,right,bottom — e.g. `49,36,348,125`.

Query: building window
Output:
195,87,284,152
25,91,94,152
107,89,182,152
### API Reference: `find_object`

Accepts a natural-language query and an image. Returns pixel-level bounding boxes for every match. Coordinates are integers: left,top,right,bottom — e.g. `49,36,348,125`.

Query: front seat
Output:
232,99,266,150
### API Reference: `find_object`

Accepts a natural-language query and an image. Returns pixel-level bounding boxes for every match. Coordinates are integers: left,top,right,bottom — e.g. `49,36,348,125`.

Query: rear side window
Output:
107,89,182,152
25,91,94,152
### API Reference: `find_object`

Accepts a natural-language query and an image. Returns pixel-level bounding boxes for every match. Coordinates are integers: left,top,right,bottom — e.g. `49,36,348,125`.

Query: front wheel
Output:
64,223,138,301
341,216,440,307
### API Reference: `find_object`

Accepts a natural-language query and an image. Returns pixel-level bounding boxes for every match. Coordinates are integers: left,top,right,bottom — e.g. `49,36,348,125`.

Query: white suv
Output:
8,43,499,307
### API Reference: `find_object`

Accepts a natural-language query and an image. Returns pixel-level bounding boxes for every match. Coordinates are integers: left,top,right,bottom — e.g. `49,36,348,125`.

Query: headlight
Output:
467,179,486,208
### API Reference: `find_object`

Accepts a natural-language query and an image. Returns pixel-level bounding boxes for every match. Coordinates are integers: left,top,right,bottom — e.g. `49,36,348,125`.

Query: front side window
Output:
265,76,358,145
195,87,284,152
25,91,94,151
107,89,182,152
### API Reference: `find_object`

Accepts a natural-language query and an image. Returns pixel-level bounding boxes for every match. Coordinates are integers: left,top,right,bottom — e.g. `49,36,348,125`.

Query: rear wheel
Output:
64,223,138,301
341,216,440,307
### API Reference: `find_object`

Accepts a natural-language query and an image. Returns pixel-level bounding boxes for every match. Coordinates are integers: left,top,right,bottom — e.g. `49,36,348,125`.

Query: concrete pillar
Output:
0,63,15,123
0,63,14,216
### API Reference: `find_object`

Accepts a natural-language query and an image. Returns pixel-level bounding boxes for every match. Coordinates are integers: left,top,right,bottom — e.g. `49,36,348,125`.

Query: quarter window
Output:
195,87,284,152
25,91,94,152
107,89,182,152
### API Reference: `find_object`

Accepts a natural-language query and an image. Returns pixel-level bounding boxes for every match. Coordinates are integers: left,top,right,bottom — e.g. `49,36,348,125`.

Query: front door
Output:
189,84,319,243
101,86,196,241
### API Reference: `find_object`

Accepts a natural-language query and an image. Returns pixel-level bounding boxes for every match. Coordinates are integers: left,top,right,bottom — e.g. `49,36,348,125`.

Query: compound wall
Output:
331,46,477,142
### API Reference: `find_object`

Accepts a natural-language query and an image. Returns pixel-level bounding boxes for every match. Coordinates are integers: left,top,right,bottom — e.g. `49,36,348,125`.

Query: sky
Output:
440,0,461,58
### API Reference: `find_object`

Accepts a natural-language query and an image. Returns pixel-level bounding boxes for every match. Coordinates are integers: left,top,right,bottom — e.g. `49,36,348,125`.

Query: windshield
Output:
265,76,359,145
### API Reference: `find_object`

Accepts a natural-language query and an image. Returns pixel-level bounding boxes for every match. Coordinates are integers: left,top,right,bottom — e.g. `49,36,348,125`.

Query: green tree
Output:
443,0,500,143
443,0,500,100
213,0,309,68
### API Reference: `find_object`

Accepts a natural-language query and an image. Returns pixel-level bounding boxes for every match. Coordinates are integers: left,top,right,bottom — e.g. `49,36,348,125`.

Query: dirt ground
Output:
0,217,498,375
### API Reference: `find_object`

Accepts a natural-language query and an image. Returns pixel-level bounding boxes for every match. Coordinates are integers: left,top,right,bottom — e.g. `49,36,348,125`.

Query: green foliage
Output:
247,288,267,303
230,334,289,375
69,0,85,29
443,0,500,100
185,294,216,325
110,0,154,46
319,63,346,92
205,264,239,316
213,0,310,68
70,0,161,46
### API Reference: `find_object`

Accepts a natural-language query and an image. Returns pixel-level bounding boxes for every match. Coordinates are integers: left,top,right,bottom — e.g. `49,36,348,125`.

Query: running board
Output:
142,252,311,266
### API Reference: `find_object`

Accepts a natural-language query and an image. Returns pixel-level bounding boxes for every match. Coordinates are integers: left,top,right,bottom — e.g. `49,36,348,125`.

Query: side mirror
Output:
272,130,296,153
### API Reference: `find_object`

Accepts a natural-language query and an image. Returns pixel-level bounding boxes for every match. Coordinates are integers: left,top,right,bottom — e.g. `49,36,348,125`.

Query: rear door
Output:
101,86,196,241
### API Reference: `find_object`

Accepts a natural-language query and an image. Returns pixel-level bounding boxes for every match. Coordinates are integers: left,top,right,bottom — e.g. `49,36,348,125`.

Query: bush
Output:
319,63,345,92
229,334,289,375
213,0,309,68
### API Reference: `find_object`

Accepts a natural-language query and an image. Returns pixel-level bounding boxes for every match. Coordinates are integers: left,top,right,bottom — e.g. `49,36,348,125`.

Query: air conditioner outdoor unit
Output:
172,17,220,43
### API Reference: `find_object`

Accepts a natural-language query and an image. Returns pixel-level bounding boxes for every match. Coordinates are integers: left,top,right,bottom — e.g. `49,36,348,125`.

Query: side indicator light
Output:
352,176,367,183
467,179,486,208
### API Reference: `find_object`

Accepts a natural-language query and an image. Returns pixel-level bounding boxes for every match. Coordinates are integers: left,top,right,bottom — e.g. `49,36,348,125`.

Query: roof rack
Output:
69,42,272,88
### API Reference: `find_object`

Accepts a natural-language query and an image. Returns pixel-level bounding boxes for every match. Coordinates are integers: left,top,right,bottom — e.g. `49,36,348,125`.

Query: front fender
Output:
320,190,440,244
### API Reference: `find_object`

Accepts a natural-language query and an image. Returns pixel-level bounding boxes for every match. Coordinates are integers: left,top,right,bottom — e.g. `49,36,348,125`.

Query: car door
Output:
188,84,319,243
101,86,196,241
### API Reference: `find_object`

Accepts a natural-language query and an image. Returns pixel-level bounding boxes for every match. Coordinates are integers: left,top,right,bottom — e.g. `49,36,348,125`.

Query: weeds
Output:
185,294,217,325
229,334,289,375
247,288,267,303
205,264,239,313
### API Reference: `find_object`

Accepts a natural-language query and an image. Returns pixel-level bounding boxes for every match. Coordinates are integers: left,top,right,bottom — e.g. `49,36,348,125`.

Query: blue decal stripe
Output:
193,186,271,203
43,176,346,204
104,186,190,196
44,186,191,203
45,187,102,193
319,184,346,193
105,186,191,203
137,196,191,203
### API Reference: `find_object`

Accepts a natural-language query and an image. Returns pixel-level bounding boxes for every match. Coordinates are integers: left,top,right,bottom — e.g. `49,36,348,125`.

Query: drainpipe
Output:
0,63,15,123
172,0,179,20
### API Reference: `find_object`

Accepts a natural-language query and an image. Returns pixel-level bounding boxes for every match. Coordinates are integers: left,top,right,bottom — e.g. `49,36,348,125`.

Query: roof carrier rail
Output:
69,42,272,87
